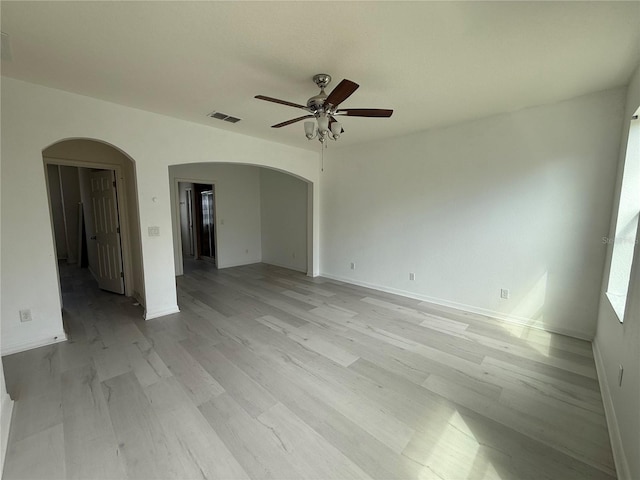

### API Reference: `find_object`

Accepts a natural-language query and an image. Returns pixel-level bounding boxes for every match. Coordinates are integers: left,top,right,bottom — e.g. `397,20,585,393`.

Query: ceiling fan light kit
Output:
305,114,342,143
255,73,393,145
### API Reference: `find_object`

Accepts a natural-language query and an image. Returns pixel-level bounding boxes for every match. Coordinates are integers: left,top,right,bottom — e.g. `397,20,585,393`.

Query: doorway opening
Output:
178,181,218,267
46,164,125,299
43,139,145,312
170,164,312,277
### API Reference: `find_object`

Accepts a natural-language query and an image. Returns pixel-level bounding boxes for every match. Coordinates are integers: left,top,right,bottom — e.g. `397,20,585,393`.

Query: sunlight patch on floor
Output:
504,272,551,357
417,410,503,480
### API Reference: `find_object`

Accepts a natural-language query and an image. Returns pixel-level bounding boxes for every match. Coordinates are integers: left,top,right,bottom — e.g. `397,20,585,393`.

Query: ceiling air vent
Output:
207,111,241,123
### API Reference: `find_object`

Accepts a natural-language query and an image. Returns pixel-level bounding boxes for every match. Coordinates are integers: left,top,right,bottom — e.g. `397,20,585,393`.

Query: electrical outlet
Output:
148,226,160,237
292,252,296,259
19,309,32,323
350,262,356,270
245,249,249,254
409,273,415,281
619,365,624,387
500,288,510,299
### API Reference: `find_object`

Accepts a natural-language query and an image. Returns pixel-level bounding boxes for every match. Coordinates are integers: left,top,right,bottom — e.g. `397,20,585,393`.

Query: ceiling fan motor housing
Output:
308,74,332,113
307,93,328,113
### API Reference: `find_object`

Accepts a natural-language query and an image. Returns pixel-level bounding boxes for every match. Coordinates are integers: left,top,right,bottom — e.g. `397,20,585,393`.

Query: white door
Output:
89,170,125,294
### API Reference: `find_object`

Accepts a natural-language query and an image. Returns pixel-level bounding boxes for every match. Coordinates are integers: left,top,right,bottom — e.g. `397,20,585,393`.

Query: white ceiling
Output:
2,1,639,150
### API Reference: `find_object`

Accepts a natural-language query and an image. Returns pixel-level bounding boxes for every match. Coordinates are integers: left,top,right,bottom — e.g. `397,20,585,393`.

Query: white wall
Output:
0,88,13,472
0,77,319,354
260,168,308,272
170,164,263,272
321,88,625,340
594,64,640,480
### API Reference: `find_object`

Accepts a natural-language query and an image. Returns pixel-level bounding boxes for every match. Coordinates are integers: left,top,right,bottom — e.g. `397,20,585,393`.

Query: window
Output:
606,109,640,322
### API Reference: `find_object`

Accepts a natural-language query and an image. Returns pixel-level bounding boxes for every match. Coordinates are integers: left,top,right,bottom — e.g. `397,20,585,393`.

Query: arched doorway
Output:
42,139,145,307
168,163,313,277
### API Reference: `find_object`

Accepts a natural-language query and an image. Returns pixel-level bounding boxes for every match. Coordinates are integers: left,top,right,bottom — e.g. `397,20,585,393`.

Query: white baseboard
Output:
217,259,262,269
132,291,145,308
1,390,14,477
262,260,307,274
144,305,180,321
320,272,592,341
593,340,630,480
0,331,68,356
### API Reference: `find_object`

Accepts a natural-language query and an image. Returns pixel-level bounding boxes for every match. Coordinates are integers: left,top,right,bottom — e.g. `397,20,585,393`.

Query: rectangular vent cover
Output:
208,111,241,123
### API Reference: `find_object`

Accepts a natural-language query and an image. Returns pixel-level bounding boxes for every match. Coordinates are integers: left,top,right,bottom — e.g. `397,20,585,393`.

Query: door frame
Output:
194,184,217,264
184,186,195,257
43,157,135,298
173,177,218,275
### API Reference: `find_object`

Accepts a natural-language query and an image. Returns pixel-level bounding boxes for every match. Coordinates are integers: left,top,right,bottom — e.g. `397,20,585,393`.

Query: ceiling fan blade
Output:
329,116,345,134
324,79,359,107
255,95,308,110
271,115,314,128
336,108,393,117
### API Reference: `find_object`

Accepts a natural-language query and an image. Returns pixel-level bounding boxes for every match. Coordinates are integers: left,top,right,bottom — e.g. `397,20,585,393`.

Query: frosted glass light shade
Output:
331,121,342,136
304,121,315,136
317,116,329,133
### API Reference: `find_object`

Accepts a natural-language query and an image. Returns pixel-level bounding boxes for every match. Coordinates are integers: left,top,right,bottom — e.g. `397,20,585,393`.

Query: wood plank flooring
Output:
2,260,616,479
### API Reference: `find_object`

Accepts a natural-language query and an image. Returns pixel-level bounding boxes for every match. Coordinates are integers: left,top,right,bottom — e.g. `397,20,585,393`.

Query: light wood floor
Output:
2,260,615,480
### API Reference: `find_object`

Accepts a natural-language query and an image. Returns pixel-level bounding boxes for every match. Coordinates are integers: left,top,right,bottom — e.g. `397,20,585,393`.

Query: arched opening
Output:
168,163,313,277
42,139,145,310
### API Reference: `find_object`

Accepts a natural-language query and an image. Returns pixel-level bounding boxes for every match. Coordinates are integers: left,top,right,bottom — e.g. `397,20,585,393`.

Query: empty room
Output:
1,2,639,479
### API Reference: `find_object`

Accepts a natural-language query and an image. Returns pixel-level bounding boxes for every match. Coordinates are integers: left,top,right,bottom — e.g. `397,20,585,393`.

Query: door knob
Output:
90,235,97,240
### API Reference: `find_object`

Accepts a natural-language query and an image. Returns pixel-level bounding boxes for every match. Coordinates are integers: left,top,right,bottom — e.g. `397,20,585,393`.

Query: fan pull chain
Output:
321,142,325,172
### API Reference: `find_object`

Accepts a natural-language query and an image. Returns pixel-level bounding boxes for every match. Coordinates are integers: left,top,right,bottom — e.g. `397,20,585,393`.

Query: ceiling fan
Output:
255,74,393,143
